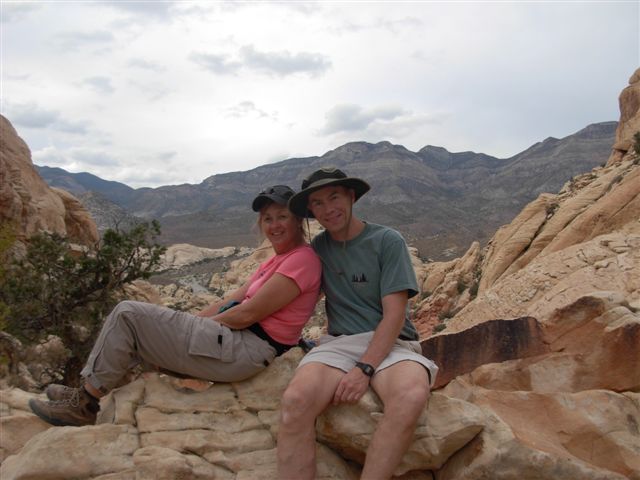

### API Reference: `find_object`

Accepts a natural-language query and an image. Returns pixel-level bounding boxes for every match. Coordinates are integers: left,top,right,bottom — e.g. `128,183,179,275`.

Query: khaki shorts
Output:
298,331,438,387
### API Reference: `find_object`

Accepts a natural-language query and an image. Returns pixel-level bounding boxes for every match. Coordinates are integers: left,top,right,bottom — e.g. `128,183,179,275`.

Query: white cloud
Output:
1,3,40,23
320,104,407,135
239,45,331,78
225,101,278,121
190,52,241,75
5,102,90,134
190,46,332,78
53,30,115,51
99,0,176,19
128,58,166,73
82,76,115,94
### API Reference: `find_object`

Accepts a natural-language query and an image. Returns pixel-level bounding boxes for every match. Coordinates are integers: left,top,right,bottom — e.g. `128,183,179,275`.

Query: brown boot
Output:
29,388,99,426
45,384,77,401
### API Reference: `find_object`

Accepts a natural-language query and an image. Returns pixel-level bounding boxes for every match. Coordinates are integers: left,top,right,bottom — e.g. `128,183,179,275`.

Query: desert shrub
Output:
433,323,447,333
0,220,165,385
0,224,16,331
469,281,479,298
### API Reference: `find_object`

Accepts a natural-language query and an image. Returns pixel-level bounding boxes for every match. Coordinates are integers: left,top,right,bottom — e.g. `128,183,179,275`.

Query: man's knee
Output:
385,382,430,419
280,382,318,428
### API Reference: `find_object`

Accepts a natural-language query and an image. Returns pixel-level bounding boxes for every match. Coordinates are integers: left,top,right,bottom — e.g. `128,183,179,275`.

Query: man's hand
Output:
332,368,370,405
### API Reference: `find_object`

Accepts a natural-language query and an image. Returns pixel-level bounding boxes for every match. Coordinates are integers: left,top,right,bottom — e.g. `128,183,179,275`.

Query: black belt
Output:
247,322,296,356
399,333,419,341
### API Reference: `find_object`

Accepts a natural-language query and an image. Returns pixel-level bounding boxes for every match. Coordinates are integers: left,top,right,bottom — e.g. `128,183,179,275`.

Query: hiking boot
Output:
29,388,99,427
45,384,77,401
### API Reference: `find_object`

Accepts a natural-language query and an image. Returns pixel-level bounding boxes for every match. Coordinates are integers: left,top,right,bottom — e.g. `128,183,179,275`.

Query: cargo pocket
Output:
187,318,235,363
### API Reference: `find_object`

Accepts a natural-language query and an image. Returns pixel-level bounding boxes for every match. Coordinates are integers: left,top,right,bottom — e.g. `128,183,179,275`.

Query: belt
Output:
399,333,419,341
247,323,296,356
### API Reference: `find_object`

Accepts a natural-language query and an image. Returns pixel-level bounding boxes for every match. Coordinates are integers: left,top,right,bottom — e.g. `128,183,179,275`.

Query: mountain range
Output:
36,121,617,260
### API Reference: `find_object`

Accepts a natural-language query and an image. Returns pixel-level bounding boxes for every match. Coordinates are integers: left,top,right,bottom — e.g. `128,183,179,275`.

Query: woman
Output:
29,185,322,427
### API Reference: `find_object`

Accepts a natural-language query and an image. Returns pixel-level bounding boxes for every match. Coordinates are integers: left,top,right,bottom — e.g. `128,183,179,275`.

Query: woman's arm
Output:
211,273,301,329
196,282,250,318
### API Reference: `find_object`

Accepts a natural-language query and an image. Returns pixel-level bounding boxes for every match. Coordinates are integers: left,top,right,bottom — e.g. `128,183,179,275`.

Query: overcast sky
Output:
1,1,638,188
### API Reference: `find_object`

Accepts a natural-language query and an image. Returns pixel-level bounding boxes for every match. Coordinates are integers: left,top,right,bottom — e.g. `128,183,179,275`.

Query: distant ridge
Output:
36,121,617,260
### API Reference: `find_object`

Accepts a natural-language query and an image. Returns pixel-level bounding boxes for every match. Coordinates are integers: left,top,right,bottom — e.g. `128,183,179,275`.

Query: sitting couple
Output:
30,167,438,480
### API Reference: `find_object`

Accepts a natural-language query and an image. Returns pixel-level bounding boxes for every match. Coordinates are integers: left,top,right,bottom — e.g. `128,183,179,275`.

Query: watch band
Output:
355,361,375,377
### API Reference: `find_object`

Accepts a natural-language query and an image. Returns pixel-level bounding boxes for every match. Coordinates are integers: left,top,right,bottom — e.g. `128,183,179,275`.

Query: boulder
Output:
438,383,639,480
159,244,239,270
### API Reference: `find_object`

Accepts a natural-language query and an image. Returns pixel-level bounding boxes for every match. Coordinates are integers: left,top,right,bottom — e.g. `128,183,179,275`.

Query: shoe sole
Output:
28,398,87,427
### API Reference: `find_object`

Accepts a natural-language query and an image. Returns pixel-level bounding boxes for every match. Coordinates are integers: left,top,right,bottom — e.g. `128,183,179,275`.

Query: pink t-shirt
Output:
244,244,321,345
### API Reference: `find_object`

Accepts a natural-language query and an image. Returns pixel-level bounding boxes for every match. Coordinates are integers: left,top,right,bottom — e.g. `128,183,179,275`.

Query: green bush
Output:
433,323,447,333
0,221,166,385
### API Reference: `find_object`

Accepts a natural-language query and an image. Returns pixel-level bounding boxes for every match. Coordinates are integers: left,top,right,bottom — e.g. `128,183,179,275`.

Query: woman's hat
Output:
288,167,370,218
252,185,295,212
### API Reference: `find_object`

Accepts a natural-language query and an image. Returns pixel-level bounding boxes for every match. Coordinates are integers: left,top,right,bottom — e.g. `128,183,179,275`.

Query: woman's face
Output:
260,203,303,254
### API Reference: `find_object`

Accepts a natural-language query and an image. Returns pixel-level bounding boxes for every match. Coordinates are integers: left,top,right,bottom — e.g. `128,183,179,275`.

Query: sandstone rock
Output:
439,383,639,480
0,388,51,463
413,242,481,337
440,293,639,391
121,280,162,305
0,424,140,479
51,186,99,246
159,244,238,270
1,348,487,478
612,67,640,154
132,446,234,480
0,115,98,246
448,222,639,333
421,317,549,389
317,391,485,475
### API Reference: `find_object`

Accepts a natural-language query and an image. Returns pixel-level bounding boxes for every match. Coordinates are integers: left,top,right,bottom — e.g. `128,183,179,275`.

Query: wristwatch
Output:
355,361,375,378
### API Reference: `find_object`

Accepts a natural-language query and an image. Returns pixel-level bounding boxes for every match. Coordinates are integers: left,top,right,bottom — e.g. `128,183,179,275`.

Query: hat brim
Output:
288,177,370,218
252,193,289,212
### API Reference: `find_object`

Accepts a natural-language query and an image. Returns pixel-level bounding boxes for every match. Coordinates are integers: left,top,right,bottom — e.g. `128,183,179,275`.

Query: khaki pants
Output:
81,301,276,393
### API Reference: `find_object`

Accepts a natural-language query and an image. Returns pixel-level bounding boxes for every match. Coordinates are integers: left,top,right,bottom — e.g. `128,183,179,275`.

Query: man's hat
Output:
288,167,370,218
252,185,295,212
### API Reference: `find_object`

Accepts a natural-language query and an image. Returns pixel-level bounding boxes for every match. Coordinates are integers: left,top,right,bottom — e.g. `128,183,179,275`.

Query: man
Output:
277,167,438,479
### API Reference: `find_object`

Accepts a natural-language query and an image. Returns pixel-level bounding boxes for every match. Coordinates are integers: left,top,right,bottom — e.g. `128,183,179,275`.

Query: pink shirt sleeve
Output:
274,248,320,294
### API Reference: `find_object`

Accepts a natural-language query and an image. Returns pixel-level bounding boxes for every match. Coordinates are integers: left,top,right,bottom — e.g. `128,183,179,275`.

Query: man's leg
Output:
277,362,344,480
363,360,430,479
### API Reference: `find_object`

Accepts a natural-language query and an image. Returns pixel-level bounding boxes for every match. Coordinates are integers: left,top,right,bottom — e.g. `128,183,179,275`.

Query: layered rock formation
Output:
1,350,485,479
0,115,98,246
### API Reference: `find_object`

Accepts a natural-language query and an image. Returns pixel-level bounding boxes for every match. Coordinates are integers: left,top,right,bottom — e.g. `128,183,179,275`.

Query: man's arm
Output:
331,290,408,404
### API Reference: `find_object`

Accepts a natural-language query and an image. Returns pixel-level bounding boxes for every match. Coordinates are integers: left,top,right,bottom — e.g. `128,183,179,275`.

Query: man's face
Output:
307,185,355,234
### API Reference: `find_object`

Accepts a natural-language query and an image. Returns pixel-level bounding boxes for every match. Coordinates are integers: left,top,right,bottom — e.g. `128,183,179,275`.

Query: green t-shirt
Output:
312,223,420,341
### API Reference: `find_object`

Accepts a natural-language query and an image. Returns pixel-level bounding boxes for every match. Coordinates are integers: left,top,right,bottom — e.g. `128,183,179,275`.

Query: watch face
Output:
356,362,374,377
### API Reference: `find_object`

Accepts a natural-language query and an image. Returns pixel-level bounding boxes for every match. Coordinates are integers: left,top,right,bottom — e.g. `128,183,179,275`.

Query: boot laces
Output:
48,388,81,408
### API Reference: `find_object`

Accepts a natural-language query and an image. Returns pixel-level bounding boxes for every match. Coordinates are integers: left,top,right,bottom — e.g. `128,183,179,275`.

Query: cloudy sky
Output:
1,1,638,188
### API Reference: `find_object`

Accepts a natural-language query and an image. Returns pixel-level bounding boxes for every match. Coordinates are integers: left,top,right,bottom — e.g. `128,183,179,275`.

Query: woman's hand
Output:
213,273,300,329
